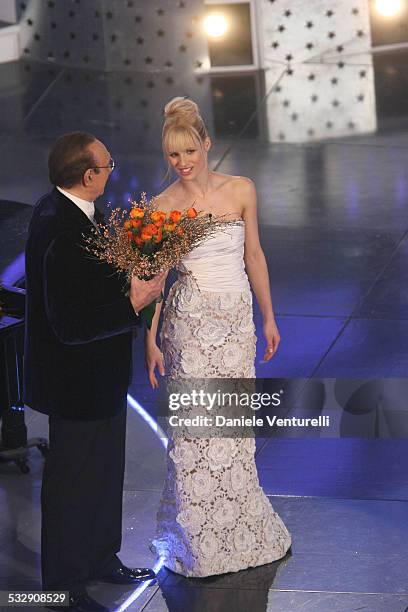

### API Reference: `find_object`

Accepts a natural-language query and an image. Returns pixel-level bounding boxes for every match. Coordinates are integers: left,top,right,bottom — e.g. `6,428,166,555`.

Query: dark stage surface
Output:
1,48,408,611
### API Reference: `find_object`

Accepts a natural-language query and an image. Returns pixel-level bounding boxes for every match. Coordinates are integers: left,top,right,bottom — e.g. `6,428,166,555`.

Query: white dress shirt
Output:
57,186,96,225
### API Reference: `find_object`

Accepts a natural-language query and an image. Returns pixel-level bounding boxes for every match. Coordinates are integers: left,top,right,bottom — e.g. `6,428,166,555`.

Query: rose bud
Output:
151,211,166,225
187,207,197,218
144,223,158,235
130,207,145,219
170,210,182,223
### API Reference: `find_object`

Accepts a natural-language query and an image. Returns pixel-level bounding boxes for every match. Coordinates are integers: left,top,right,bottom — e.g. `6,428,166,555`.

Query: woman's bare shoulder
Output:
231,174,255,188
226,176,256,215
213,172,254,191
215,174,255,199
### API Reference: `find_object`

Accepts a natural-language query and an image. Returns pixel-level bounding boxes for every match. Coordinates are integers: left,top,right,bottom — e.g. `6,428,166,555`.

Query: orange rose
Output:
134,235,143,247
154,229,163,243
170,210,182,223
141,230,152,242
187,207,197,218
164,223,176,232
177,227,184,236
144,223,158,235
130,207,145,219
132,219,142,229
124,220,132,230
126,230,133,239
151,210,166,226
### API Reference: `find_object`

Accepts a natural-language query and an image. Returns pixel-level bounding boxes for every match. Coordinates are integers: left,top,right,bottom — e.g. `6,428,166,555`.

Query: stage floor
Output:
0,405,407,611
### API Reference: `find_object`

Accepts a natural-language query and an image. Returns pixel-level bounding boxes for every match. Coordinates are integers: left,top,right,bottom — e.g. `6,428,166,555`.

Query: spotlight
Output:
375,0,402,17
203,13,229,38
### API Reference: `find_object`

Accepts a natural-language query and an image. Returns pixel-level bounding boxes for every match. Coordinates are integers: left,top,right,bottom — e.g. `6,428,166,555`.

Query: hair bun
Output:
162,96,208,152
164,97,200,123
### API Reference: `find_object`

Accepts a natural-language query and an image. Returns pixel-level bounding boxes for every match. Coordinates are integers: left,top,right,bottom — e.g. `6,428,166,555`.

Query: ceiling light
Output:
375,0,402,18
203,13,229,39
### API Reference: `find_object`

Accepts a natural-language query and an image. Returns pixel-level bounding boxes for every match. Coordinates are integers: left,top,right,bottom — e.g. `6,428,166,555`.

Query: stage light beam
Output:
375,0,402,18
203,13,229,39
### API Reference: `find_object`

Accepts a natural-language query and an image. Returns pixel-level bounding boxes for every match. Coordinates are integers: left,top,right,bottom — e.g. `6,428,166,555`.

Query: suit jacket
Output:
24,188,140,420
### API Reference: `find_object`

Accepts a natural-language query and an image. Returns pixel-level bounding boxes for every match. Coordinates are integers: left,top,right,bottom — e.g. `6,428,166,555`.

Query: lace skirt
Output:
160,272,256,379
151,274,292,577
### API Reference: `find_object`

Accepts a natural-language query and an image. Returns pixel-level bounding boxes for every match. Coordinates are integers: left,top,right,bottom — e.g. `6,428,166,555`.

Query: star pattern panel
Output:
261,0,371,65
259,0,376,141
18,0,209,75
21,65,213,157
263,57,376,143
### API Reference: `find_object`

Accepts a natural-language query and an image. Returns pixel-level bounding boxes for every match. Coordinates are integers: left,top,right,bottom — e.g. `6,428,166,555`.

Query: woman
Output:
147,97,291,577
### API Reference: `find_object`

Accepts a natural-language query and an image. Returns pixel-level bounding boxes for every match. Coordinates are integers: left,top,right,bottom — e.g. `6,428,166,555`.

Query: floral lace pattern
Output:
160,271,256,379
151,271,292,577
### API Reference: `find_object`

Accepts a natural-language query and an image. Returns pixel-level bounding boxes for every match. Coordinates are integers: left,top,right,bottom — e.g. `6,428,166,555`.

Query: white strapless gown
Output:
151,223,291,577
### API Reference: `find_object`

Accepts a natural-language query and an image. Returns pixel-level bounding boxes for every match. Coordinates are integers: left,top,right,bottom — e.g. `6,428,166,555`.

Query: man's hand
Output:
130,271,167,314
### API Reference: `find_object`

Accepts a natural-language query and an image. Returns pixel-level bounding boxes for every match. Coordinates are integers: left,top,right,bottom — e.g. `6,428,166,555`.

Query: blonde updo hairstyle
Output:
162,97,209,167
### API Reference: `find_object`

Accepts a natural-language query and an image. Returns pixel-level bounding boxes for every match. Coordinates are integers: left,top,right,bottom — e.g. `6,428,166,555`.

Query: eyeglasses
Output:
93,158,115,171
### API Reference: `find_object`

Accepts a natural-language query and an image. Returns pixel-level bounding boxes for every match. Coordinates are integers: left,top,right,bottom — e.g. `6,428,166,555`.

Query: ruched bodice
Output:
177,221,249,293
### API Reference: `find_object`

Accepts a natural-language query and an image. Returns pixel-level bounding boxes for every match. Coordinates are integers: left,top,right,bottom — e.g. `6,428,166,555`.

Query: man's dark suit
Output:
24,188,139,595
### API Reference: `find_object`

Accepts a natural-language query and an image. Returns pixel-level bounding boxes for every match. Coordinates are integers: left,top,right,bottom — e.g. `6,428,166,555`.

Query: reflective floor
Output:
1,406,408,612
1,49,408,611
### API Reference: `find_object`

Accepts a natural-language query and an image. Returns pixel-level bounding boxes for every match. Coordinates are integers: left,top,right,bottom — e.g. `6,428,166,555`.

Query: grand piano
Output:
0,284,48,472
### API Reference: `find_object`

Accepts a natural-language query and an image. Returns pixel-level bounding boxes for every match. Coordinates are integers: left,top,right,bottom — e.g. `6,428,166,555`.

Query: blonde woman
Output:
147,97,291,577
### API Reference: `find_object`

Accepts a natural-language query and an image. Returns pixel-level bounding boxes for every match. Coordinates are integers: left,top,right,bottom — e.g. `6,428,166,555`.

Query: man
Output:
24,132,165,612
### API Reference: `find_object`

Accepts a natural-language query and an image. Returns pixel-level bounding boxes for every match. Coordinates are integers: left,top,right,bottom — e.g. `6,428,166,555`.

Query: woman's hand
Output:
263,318,280,361
145,342,165,388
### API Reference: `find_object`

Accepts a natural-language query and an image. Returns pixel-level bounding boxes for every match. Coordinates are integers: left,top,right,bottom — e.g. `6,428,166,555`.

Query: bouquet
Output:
84,193,238,328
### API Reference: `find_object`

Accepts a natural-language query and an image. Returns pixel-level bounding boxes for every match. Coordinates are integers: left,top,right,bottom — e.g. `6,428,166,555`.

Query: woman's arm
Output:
144,191,174,387
239,178,281,361
144,299,165,388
